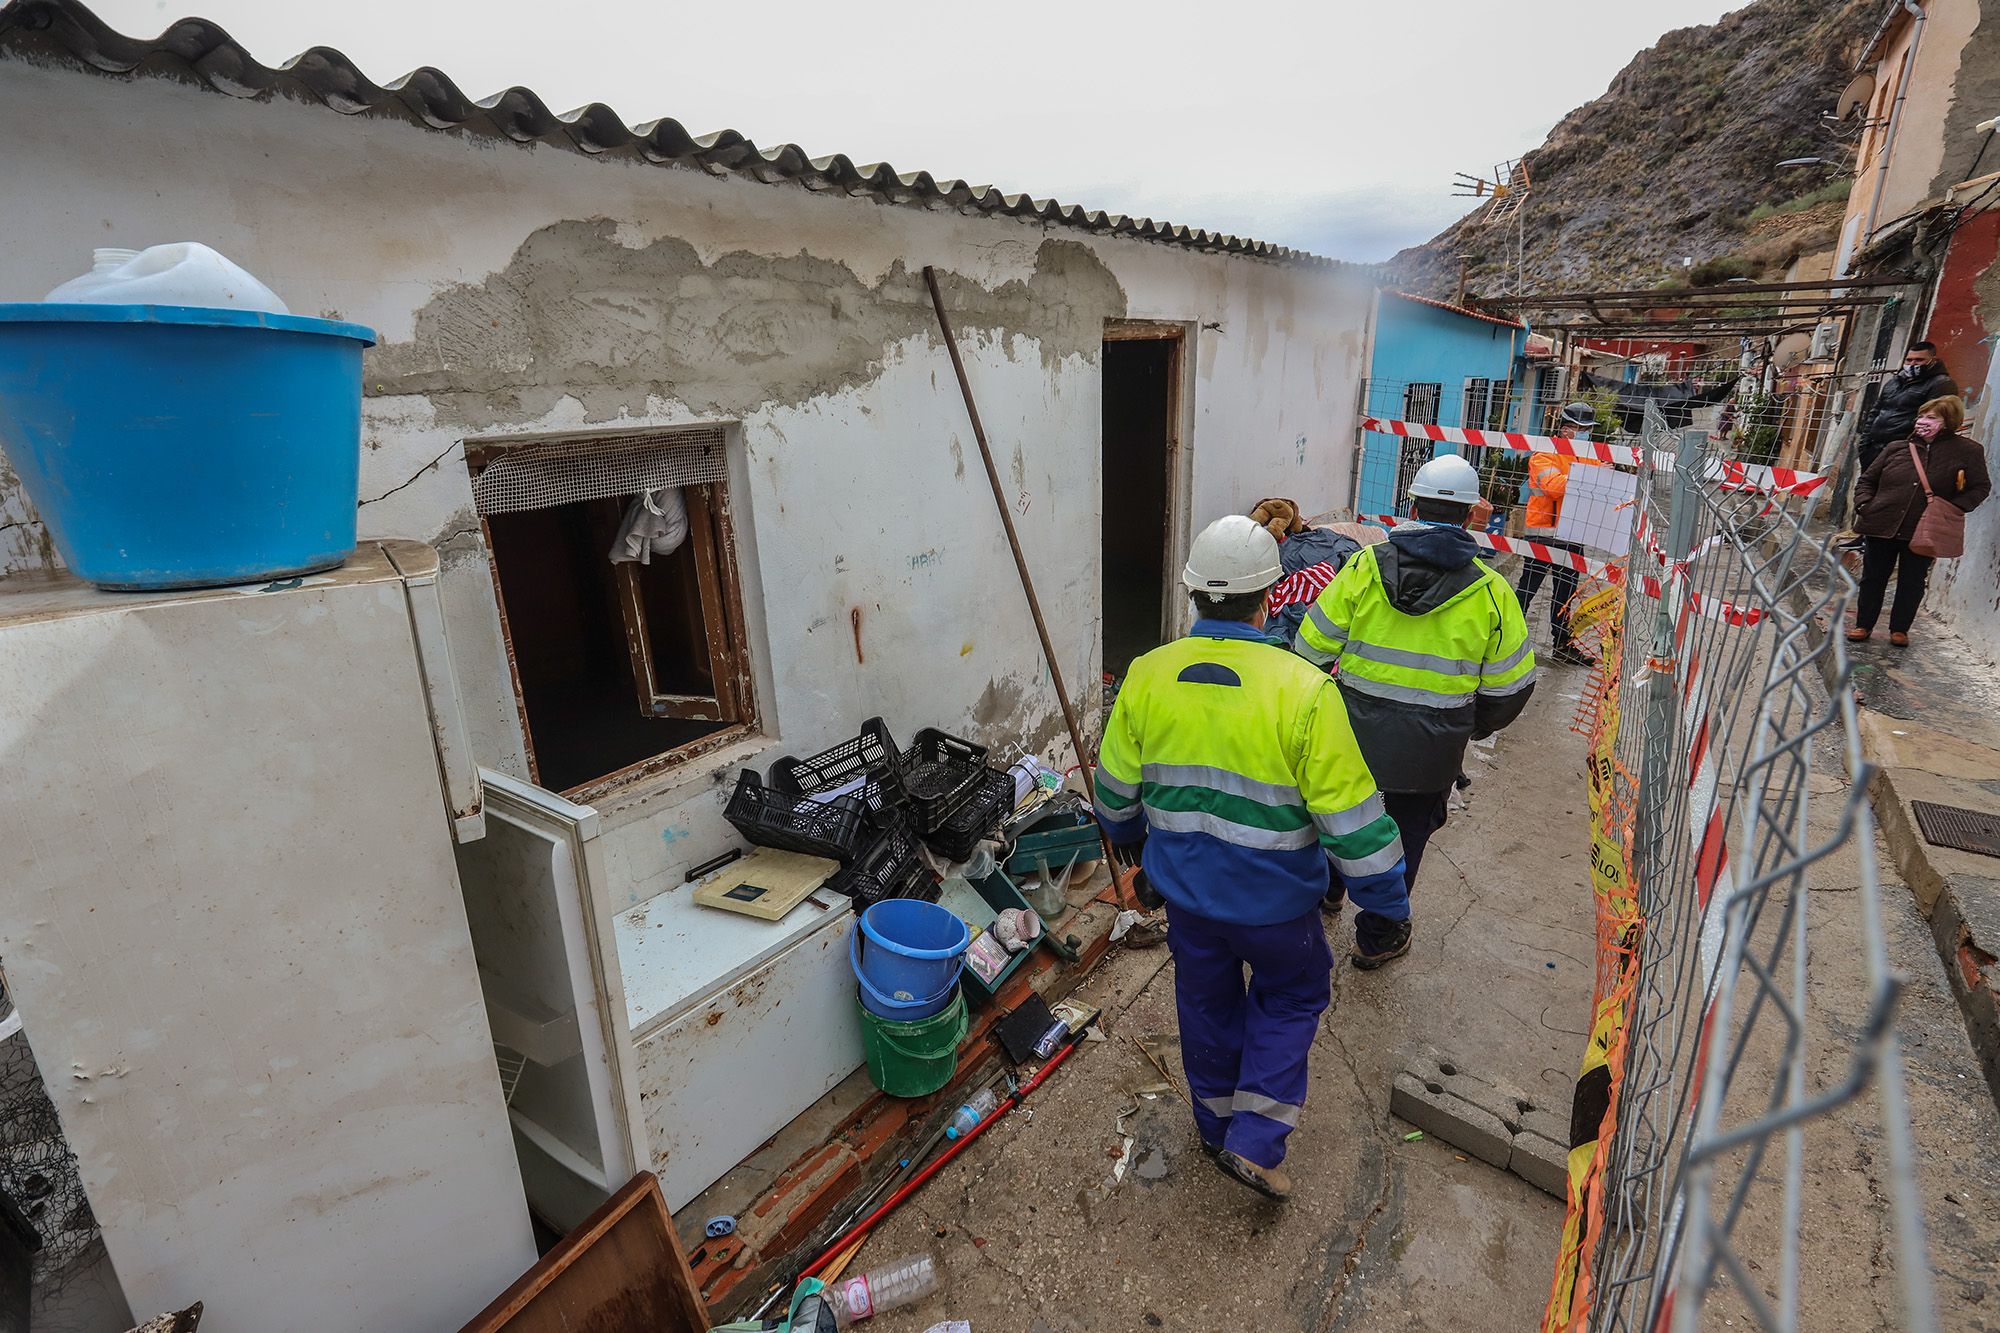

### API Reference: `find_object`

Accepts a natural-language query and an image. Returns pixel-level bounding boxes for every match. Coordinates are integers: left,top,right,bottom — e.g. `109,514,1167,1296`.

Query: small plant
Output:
1744,180,1852,224
1733,391,1785,466
1687,254,1756,286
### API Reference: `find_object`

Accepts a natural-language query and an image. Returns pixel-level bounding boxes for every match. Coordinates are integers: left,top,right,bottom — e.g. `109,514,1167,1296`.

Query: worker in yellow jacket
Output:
1295,455,1535,913
1514,400,1600,666
1095,515,1408,1201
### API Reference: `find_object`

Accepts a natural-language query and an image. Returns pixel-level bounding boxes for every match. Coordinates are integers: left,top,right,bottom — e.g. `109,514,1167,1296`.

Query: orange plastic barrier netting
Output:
1544,595,1642,1332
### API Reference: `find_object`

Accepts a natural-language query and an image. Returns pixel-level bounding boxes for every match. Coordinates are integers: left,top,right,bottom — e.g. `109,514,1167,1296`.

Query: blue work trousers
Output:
1165,902,1333,1169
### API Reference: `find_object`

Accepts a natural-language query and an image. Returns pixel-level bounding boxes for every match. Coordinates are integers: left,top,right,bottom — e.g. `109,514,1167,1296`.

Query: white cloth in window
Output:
608,487,688,564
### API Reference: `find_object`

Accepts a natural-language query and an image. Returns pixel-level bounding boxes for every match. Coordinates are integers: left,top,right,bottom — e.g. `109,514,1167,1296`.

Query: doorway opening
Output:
1100,327,1185,691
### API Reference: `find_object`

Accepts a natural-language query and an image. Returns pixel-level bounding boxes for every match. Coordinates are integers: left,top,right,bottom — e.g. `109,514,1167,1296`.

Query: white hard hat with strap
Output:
1182,515,1283,597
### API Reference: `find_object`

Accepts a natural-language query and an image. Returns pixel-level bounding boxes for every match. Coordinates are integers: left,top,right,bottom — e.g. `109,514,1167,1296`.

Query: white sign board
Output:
1553,462,1638,557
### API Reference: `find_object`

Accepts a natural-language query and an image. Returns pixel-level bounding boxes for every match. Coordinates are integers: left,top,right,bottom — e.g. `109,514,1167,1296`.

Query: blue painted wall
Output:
1357,293,1524,517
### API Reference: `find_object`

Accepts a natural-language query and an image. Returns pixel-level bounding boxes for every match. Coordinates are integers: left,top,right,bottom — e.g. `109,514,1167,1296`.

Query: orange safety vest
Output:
1524,451,1573,532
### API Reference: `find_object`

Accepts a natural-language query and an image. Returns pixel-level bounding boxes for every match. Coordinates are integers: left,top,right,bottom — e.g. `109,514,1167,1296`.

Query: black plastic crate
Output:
723,770,871,863
827,817,935,911
901,728,992,832
924,767,1016,863
769,717,908,825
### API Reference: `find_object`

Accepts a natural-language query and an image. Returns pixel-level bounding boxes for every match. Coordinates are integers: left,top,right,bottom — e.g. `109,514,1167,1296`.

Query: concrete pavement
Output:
814,639,2000,1331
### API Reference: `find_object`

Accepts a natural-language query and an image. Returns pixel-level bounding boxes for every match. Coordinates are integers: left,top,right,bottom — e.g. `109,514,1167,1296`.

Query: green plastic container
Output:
858,988,968,1097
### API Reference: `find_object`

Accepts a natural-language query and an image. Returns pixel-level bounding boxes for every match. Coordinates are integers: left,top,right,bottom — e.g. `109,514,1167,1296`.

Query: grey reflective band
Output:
1200,1095,1235,1118
1477,667,1539,697
1342,639,1484,677
1337,671,1472,710
1232,1091,1303,1127
1483,639,1533,677
1293,631,1340,667
1312,792,1387,838
1094,792,1143,824
1141,763,1300,810
1306,603,1347,645
1142,805,1318,851
1333,837,1406,879
1096,769,1141,800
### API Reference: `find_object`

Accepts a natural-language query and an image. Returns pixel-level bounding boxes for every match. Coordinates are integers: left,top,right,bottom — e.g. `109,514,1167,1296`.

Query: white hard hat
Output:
1408,454,1482,503
1182,515,1282,597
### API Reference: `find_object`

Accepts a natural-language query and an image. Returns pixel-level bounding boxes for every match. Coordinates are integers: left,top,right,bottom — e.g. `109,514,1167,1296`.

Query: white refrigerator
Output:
0,541,539,1331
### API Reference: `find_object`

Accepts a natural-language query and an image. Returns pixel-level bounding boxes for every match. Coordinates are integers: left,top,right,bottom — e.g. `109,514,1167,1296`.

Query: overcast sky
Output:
95,0,1742,261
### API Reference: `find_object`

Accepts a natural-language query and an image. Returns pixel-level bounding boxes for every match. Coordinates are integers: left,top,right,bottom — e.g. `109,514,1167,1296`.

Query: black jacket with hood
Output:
1333,524,1535,794
1865,363,1959,450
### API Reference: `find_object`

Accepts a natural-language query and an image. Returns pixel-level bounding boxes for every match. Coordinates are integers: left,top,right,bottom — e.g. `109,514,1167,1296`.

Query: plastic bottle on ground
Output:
943,1087,999,1140
824,1253,940,1325
43,242,291,314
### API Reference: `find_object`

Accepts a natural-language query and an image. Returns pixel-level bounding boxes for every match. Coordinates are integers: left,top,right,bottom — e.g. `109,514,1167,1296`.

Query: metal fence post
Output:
1632,426,1707,897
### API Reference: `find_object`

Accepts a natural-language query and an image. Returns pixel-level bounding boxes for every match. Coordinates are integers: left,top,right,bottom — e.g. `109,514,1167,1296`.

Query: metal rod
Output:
1482,276,1919,306
921,265,1124,884
799,1027,1088,1280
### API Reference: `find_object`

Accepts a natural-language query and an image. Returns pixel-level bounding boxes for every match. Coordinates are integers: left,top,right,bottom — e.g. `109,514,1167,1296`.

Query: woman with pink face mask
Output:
1848,394,1990,647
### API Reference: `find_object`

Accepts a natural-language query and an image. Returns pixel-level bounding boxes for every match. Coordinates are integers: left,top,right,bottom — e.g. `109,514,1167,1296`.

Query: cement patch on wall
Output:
367,223,1128,432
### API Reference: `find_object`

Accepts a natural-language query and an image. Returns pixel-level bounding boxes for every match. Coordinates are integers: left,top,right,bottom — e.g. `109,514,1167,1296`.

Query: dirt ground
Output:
834,644,2000,1333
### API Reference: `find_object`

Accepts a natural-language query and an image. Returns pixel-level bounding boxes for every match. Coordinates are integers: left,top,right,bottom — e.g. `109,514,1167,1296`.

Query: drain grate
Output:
1911,800,2000,859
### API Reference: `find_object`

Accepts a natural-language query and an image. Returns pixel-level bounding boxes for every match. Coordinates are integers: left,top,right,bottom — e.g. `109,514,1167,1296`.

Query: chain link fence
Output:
1543,400,1934,1331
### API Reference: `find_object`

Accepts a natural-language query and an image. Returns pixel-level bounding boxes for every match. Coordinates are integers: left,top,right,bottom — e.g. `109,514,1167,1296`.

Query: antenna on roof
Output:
1451,158,1531,223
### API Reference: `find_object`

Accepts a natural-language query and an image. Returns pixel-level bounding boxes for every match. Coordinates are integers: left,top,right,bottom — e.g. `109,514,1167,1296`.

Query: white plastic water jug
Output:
44,243,290,314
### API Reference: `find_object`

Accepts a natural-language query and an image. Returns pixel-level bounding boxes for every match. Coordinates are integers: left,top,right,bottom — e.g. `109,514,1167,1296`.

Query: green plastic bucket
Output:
858,988,967,1097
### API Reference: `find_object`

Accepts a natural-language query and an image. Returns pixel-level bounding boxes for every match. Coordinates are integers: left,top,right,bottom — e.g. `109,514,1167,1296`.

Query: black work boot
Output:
1349,918,1413,971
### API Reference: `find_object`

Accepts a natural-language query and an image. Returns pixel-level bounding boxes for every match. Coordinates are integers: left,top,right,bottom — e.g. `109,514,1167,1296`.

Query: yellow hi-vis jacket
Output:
1294,523,1536,793
1093,619,1409,926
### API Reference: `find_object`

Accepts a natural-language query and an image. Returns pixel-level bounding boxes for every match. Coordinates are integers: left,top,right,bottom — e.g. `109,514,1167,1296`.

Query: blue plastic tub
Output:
0,303,377,590
852,899,969,1016
850,930,962,1021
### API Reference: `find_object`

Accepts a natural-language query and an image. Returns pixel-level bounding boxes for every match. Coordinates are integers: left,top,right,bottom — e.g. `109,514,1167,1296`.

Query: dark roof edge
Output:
0,0,1345,269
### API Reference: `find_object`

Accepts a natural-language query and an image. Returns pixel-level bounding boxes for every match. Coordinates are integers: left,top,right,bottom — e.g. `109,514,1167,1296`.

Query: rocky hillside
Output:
1392,0,1880,298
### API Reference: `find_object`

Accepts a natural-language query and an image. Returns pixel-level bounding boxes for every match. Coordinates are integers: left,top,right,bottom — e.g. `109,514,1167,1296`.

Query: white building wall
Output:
0,61,1375,913
1926,353,2000,667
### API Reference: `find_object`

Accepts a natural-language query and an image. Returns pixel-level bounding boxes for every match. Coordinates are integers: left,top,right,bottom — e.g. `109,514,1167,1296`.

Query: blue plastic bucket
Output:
0,303,377,590
850,931,962,1020
851,900,967,1012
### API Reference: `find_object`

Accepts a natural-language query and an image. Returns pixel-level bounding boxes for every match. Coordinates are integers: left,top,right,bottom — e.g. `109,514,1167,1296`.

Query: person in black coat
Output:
1861,342,1959,473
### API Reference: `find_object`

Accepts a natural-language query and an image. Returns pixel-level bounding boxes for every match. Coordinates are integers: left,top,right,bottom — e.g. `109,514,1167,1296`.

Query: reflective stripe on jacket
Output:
1093,619,1408,926
1293,539,1536,793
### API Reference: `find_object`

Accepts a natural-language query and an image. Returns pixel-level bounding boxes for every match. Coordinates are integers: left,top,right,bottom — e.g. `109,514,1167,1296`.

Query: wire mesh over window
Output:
471,426,730,516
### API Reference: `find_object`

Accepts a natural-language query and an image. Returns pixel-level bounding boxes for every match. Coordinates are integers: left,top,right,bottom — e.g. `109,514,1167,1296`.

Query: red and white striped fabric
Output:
1356,417,1827,497
1265,562,1338,615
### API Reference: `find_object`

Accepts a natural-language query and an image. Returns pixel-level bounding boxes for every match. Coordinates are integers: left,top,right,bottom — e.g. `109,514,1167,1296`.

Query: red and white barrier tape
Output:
1360,516,1768,627
1357,417,1828,497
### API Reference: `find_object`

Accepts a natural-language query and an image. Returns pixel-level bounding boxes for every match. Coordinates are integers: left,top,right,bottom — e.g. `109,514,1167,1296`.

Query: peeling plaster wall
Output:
1927,351,2000,666
0,61,1376,917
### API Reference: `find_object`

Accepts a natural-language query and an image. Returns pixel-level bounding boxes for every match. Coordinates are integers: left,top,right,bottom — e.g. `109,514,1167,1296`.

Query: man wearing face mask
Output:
1848,394,1990,648
1859,342,1957,475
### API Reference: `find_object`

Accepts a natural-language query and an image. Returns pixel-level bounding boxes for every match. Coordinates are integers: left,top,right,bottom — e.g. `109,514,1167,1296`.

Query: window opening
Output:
471,427,753,796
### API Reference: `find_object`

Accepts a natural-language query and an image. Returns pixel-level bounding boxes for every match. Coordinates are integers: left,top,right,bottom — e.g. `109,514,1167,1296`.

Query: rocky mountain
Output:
1392,0,1881,299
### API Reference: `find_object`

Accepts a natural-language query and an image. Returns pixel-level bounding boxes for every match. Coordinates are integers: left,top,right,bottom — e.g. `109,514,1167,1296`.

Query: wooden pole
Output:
920,266,1128,894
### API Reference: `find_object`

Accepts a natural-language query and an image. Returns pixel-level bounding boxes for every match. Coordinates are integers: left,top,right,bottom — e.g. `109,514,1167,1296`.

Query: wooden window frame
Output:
612,483,746,725
467,438,759,804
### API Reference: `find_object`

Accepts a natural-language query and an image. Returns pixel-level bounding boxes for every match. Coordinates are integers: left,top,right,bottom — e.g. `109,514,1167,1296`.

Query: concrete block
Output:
1390,1071,1511,1168
1509,1130,1570,1199
1519,1105,1572,1148
1404,1046,1544,1135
